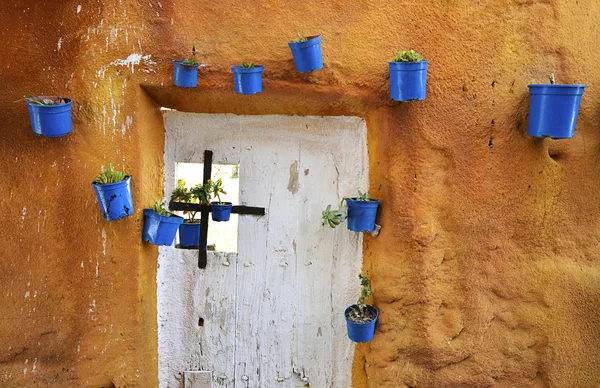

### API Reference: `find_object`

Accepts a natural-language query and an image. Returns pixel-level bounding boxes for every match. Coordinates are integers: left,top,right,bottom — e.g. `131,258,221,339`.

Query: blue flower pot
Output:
389,61,428,102
345,304,378,343
231,65,264,94
91,176,134,222
178,222,201,247
527,84,586,139
345,199,379,232
288,35,323,73
211,202,233,222
27,97,72,137
143,209,184,246
173,60,199,88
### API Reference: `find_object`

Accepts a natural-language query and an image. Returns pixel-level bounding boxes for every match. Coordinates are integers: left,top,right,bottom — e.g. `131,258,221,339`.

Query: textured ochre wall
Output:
1,1,600,387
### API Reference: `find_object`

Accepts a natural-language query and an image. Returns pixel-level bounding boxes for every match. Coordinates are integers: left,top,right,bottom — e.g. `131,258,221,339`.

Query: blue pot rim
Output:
180,220,201,225
211,201,233,207
173,59,199,68
26,97,72,108
143,208,184,223
91,175,131,188
528,84,586,96
288,35,322,49
344,304,379,325
231,65,264,73
528,84,586,88
346,198,380,204
388,60,428,70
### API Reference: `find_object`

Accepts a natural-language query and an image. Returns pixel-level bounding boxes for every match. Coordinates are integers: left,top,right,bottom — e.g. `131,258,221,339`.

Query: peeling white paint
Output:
101,228,107,255
109,53,155,73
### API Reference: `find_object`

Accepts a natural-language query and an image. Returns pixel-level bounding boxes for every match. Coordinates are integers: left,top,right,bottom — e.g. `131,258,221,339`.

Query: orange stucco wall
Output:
1,1,600,387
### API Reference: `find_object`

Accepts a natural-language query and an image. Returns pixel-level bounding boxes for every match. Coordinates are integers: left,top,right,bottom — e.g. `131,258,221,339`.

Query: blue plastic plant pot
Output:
527,84,586,139
288,35,323,73
27,97,72,137
143,209,184,246
345,304,378,343
178,222,201,247
389,61,428,102
211,202,233,222
231,65,264,94
345,198,379,232
91,176,134,222
173,60,199,88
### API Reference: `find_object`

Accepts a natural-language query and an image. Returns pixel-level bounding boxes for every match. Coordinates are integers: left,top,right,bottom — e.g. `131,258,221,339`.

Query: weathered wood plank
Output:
234,134,272,387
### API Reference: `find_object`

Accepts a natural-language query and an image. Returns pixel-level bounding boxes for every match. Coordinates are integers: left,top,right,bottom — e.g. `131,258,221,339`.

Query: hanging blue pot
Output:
288,35,323,73
178,222,201,247
389,61,428,102
173,60,199,88
527,84,586,139
345,304,378,343
143,209,184,246
231,65,264,94
211,202,233,222
91,176,134,222
27,97,72,137
345,199,379,232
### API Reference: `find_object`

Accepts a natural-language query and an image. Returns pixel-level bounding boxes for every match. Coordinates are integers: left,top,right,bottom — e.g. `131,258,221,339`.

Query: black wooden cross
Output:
169,150,265,269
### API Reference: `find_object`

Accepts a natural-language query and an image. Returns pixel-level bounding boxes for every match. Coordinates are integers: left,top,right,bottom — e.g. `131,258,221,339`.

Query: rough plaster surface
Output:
1,0,600,387
158,113,367,388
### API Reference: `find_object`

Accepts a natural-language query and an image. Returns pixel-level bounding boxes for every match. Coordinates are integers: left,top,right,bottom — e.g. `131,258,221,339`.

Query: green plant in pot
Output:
173,46,200,88
23,94,73,137
231,61,264,94
288,29,324,73
322,191,379,233
142,200,184,246
345,273,378,342
171,179,211,247
389,49,428,101
91,162,133,222
344,191,379,232
209,177,233,222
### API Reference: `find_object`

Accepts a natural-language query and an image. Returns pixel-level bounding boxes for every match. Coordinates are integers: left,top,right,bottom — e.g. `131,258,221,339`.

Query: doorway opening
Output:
157,112,368,388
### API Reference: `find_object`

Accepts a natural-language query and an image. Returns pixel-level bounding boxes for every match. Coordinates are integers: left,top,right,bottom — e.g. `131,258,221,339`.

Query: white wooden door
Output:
158,113,368,388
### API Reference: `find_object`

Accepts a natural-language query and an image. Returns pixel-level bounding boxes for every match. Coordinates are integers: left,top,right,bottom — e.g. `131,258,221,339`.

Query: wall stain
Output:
288,160,299,194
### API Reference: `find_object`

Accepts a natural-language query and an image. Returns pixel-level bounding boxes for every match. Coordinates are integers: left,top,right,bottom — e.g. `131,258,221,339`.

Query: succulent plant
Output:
291,30,308,43
392,50,424,63
152,201,170,217
94,163,127,185
356,191,371,201
322,204,347,228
